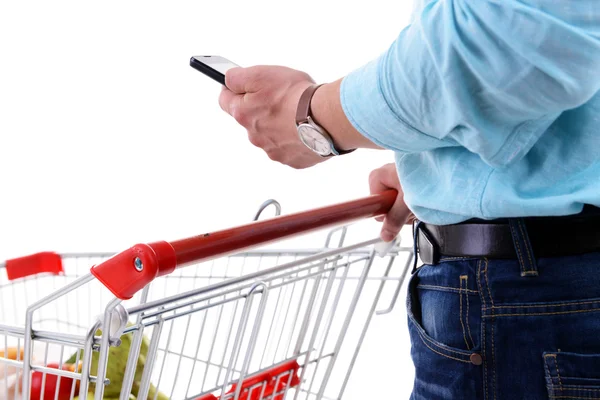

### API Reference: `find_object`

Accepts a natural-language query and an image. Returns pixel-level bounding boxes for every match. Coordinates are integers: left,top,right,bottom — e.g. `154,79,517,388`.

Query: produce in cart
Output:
66,325,168,399
29,362,81,400
0,349,79,400
0,347,24,380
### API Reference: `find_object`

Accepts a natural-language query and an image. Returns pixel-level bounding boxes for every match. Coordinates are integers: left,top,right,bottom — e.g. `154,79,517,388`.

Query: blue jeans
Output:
407,231,600,398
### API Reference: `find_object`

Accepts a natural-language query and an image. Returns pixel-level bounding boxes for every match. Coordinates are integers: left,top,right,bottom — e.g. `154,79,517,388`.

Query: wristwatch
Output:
295,84,355,157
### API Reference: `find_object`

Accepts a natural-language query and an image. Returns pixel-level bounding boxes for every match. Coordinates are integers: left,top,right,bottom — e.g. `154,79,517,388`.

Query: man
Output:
218,0,600,398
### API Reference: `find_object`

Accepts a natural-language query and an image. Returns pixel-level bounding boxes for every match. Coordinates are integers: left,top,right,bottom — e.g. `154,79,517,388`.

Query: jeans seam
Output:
544,354,556,395
417,284,479,294
407,296,473,358
485,259,494,307
489,299,600,309
477,259,489,400
465,284,475,349
416,322,474,356
553,355,563,388
548,389,600,400
477,260,486,310
517,219,537,275
509,222,526,275
521,270,540,276
483,308,600,317
462,275,476,349
484,258,497,400
459,276,471,350
415,328,472,363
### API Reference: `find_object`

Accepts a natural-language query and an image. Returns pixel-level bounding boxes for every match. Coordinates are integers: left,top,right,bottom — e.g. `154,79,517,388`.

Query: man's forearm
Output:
310,78,384,151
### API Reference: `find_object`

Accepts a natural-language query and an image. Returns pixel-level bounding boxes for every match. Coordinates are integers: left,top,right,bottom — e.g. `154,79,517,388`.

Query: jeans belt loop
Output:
508,218,539,277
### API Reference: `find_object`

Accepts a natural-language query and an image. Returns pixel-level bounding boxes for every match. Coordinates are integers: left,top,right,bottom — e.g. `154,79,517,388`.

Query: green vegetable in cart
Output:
66,324,167,399
72,393,94,400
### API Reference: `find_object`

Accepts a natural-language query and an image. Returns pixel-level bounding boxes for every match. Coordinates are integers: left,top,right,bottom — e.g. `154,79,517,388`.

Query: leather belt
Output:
417,206,600,265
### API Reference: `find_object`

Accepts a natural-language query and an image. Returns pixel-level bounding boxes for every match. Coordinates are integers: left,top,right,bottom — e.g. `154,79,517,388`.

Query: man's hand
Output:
369,163,416,242
218,66,325,169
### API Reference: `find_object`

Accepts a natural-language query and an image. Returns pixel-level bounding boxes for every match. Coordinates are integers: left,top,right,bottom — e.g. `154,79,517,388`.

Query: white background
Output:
0,1,415,398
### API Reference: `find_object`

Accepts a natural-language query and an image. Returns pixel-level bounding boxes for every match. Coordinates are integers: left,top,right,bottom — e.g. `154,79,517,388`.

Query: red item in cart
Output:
29,363,78,400
226,361,301,400
268,361,301,399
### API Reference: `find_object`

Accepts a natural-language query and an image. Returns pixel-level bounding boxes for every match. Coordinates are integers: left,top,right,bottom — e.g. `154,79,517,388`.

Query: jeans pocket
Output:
407,270,480,362
406,272,484,399
544,351,600,399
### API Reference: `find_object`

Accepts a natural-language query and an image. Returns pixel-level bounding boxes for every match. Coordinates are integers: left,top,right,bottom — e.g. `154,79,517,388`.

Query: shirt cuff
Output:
340,56,448,153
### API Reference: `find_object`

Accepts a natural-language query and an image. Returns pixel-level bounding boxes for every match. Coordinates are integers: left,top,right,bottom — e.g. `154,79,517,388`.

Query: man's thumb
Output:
224,67,246,94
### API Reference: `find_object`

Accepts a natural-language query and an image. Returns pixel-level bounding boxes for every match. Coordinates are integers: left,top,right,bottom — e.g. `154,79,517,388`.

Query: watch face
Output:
298,124,332,156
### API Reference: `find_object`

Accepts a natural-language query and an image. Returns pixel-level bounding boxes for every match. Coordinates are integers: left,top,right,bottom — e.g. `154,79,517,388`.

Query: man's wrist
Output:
310,79,382,151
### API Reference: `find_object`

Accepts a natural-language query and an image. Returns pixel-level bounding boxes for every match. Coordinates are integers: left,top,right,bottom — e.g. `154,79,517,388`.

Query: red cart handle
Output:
4,252,64,281
91,190,397,300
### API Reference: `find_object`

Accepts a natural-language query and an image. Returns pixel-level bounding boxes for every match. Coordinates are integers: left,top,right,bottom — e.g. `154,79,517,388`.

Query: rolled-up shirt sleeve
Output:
340,0,600,167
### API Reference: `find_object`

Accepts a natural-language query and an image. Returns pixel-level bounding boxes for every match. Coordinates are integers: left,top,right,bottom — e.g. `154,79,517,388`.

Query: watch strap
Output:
295,84,323,125
296,84,356,156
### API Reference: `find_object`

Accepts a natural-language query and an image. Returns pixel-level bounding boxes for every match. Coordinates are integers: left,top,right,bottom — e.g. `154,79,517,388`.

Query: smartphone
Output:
190,55,240,86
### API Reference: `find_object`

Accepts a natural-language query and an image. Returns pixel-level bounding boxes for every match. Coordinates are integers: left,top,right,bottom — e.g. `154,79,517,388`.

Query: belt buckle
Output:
416,225,440,266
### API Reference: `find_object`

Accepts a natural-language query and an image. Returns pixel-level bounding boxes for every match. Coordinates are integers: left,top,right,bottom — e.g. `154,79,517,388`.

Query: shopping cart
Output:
0,190,413,400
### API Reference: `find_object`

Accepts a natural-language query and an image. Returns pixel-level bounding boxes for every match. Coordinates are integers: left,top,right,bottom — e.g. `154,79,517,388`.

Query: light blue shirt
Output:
340,0,600,225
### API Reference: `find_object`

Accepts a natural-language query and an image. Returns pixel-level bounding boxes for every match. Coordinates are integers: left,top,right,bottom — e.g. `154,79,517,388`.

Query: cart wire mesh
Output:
0,192,412,400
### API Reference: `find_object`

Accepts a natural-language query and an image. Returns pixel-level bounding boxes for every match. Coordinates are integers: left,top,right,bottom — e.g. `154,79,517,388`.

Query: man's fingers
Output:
380,163,401,189
218,89,247,123
225,66,267,94
369,166,398,226
368,163,412,241
218,88,236,113
369,168,392,195
380,197,411,242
